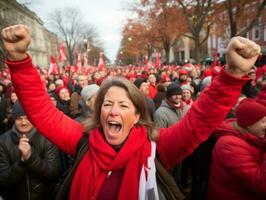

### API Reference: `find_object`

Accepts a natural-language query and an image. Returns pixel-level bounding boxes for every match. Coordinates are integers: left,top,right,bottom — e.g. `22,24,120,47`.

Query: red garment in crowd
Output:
256,84,266,106
208,119,266,200
7,57,248,200
256,64,266,79
148,84,157,99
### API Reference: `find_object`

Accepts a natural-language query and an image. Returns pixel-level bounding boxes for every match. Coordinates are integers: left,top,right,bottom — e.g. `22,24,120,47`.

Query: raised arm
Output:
1,25,83,155
157,36,261,169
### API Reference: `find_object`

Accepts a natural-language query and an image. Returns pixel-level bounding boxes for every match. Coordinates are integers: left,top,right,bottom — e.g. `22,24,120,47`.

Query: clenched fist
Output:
1,24,30,61
225,36,261,78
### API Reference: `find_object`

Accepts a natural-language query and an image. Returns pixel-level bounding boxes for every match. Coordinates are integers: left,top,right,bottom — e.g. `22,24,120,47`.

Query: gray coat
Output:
154,100,189,128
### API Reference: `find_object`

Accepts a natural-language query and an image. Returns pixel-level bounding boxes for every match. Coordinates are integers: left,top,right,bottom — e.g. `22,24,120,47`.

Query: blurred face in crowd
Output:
100,86,140,148
0,85,3,93
93,72,100,80
187,77,192,83
179,74,188,81
190,69,198,78
248,68,256,80
78,75,88,88
48,83,56,91
10,92,18,103
148,74,156,85
247,116,266,139
59,88,70,101
15,116,34,135
139,82,149,96
182,90,192,101
169,94,182,105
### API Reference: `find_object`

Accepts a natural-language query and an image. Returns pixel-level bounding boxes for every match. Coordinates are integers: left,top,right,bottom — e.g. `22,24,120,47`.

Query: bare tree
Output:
49,7,102,65
17,0,41,6
177,0,216,63
224,0,266,37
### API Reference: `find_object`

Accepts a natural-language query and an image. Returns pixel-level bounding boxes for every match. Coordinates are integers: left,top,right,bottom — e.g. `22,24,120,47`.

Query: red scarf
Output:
69,125,151,200
183,99,193,107
165,98,184,110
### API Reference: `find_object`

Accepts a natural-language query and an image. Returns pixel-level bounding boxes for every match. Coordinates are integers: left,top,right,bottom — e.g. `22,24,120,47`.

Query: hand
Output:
225,36,261,77
18,134,31,161
1,24,31,61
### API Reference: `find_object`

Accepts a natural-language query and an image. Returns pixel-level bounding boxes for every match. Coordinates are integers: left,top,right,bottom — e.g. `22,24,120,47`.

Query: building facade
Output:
169,1,266,64
0,0,59,67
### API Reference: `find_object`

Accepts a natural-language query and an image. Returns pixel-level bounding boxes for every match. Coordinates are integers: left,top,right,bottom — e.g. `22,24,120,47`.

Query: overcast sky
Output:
25,0,131,62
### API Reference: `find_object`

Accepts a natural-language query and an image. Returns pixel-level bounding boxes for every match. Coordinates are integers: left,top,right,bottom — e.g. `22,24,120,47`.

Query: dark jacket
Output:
56,99,72,118
0,89,9,134
0,126,61,200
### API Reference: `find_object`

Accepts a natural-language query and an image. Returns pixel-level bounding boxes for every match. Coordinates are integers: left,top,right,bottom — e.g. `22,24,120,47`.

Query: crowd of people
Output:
0,24,265,200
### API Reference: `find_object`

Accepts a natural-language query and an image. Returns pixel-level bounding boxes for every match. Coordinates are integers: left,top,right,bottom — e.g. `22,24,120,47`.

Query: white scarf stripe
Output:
138,142,159,200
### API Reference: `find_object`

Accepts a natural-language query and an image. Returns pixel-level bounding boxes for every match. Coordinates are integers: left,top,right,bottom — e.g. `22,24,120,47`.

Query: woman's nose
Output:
109,105,119,115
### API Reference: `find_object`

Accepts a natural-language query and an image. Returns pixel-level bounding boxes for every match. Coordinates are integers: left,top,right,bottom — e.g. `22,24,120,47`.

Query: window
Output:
252,19,260,40
212,35,216,49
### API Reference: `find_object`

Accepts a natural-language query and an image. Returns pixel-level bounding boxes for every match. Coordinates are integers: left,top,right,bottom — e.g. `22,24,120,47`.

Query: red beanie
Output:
179,69,188,75
55,86,70,97
236,98,266,127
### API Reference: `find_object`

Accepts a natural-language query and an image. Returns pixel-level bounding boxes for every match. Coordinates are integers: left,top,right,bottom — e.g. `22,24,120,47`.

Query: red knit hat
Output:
236,98,266,127
179,69,188,75
55,86,70,98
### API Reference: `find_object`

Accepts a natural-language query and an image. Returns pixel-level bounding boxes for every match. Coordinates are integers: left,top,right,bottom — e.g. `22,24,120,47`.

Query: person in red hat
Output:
208,98,266,200
176,68,189,86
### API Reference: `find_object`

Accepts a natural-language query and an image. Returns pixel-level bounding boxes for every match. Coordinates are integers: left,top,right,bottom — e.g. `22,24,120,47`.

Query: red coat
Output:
7,57,248,199
148,84,157,99
208,119,266,200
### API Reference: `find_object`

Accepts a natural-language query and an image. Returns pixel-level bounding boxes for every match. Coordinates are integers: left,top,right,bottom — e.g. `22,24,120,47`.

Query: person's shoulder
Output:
0,129,14,145
215,134,249,154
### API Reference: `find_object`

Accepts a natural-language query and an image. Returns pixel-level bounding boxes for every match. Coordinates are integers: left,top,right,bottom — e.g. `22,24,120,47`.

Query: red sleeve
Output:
156,70,249,169
214,136,266,194
6,57,83,155
256,64,266,79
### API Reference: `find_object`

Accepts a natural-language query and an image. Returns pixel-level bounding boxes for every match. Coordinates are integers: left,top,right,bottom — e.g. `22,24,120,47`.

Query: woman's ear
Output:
134,113,140,125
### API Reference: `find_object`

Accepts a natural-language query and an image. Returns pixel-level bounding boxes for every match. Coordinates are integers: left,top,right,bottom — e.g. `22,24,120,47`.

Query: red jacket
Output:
148,84,157,99
208,119,266,200
7,57,248,199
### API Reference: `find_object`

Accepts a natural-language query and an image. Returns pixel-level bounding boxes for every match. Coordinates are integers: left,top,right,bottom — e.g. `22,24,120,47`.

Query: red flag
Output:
76,53,82,72
211,51,218,67
144,55,149,65
155,52,161,68
58,42,67,63
48,56,59,75
98,51,105,70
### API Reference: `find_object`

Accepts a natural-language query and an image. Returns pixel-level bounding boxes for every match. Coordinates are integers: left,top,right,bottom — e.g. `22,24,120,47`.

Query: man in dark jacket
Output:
154,83,189,194
0,101,61,200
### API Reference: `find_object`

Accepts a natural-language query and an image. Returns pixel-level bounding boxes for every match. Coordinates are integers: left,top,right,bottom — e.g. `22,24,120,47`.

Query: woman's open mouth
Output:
107,121,122,134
